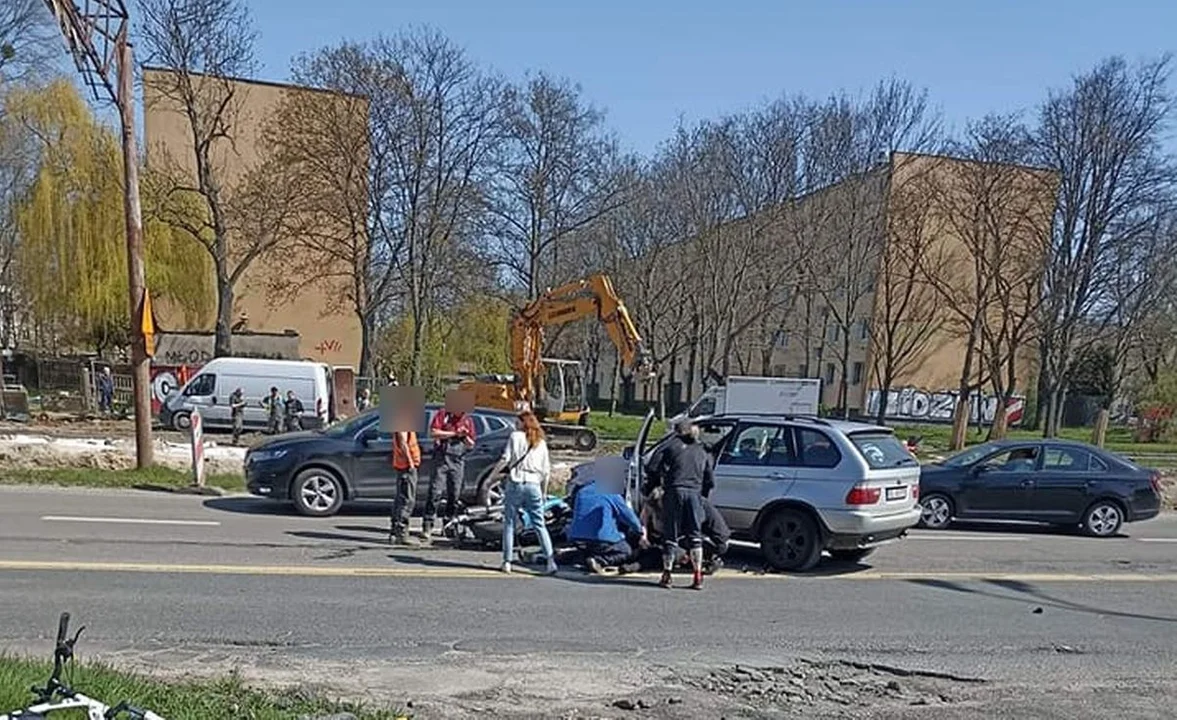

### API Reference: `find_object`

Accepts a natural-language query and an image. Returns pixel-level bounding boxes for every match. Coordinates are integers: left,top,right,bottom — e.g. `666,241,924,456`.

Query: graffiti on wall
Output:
155,333,300,366
866,387,1026,426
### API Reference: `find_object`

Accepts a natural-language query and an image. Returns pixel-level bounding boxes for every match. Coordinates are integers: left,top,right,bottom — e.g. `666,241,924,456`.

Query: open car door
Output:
625,408,657,514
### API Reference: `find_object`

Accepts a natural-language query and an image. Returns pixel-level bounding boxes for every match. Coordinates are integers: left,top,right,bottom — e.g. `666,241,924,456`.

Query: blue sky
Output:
248,0,1174,155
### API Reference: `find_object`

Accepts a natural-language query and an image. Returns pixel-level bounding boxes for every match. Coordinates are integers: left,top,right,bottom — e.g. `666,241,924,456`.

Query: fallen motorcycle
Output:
442,495,572,550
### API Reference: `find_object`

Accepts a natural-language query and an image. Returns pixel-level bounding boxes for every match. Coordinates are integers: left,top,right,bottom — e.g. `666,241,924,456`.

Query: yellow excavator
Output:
459,274,653,451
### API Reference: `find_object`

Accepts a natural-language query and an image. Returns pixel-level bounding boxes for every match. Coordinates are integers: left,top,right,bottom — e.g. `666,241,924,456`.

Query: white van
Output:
668,376,822,426
160,358,333,432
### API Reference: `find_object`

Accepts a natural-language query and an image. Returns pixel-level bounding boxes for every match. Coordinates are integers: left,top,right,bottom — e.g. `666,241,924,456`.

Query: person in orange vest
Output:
389,410,422,546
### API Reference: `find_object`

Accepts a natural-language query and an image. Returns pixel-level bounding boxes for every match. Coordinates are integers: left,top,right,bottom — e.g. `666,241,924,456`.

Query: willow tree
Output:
11,80,208,354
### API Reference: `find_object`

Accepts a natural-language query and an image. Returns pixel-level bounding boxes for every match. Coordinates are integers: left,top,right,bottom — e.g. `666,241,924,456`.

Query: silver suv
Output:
603,411,921,572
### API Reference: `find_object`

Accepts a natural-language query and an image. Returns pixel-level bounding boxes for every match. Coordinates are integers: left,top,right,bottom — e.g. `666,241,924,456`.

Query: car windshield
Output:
941,442,1001,467
321,410,377,438
849,432,917,468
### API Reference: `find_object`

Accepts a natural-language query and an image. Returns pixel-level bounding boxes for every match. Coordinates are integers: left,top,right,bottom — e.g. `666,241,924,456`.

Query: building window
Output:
798,363,809,377
858,319,870,341
772,329,788,348
852,362,864,386
771,364,787,376
825,363,836,386
827,324,839,343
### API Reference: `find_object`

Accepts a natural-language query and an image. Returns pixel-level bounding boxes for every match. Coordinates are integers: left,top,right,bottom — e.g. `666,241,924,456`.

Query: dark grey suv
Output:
244,404,516,517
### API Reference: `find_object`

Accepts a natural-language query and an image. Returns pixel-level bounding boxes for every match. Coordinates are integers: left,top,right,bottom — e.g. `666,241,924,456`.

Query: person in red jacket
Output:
424,406,476,538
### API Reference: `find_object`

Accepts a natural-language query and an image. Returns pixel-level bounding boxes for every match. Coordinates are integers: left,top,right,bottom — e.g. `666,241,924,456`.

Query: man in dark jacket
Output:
644,418,714,590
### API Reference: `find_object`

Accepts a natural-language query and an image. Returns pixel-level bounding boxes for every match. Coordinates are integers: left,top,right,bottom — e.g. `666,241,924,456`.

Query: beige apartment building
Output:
141,69,365,370
596,151,1056,426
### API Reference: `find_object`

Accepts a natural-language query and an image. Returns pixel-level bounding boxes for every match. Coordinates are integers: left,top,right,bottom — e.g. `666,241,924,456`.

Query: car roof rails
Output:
735,413,831,426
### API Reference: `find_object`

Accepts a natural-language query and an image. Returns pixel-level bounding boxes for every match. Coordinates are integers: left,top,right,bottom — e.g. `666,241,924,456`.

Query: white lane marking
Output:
41,516,220,527
907,534,1028,541
1138,538,1177,543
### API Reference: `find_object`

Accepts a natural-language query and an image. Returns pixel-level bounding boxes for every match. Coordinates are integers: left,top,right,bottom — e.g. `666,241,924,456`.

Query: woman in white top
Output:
495,411,557,575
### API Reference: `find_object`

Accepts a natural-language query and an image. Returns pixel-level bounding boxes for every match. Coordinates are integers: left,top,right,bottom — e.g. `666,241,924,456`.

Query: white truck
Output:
669,376,822,425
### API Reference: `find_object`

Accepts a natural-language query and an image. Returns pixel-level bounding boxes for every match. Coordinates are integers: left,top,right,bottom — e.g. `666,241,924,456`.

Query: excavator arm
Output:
511,274,652,405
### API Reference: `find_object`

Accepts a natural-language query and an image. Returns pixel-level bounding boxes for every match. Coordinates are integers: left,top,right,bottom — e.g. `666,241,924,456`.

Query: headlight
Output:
249,448,288,463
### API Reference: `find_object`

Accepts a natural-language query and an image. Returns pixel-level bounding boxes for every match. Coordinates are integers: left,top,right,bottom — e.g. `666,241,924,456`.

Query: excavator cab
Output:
539,358,588,425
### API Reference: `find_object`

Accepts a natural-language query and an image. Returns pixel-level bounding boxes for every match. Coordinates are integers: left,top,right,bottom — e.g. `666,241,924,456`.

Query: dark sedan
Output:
917,439,1163,536
244,404,517,517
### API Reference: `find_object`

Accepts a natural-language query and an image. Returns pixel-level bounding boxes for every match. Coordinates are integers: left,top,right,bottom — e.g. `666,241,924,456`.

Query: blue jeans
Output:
502,481,555,566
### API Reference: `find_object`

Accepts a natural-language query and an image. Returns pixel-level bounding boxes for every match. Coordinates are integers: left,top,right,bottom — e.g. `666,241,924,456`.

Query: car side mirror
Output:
622,447,634,461
973,464,991,475
359,427,377,445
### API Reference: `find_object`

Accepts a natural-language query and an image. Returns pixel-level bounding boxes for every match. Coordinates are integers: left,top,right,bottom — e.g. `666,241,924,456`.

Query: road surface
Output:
1,486,1175,718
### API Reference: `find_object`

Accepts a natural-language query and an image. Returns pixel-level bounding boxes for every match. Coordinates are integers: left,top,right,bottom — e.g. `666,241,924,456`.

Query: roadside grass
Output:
586,411,1177,461
0,466,245,493
588,412,664,441
896,423,1177,457
0,655,408,719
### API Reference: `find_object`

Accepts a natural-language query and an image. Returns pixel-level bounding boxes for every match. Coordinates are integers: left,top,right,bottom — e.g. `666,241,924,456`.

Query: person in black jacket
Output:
644,418,714,590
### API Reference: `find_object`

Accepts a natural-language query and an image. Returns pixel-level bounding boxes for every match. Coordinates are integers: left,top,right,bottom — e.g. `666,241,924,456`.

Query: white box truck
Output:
669,376,822,425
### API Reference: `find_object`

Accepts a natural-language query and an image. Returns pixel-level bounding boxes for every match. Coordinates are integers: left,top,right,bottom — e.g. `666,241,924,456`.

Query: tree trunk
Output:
988,399,1009,441
1091,408,1110,447
874,374,892,426
950,395,969,451
213,260,233,358
358,311,375,378
608,348,620,417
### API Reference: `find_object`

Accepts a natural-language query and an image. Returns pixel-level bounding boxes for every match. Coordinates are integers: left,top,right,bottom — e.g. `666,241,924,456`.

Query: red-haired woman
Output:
495,411,558,575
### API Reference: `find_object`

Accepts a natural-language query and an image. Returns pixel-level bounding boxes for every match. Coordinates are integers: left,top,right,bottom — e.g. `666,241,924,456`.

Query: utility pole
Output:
43,0,154,467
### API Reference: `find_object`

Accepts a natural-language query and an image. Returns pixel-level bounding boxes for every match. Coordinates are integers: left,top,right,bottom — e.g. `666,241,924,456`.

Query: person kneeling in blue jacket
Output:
567,481,650,574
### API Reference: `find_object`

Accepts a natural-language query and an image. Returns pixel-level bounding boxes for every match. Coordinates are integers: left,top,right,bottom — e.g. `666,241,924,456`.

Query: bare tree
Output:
919,116,1053,448
803,80,941,417
868,164,947,424
1089,206,1177,443
1035,55,1176,436
366,30,506,384
265,47,379,375
0,0,56,86
136,0,259,357
489,73,626,298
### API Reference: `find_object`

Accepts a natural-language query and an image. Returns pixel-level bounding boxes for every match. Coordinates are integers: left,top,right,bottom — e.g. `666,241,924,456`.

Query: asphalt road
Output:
1,486,1176,718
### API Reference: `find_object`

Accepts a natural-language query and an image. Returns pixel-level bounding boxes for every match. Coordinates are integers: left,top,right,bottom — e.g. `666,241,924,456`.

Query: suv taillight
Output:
912,484,920,500
846,485,881,505
1149,471,1163,496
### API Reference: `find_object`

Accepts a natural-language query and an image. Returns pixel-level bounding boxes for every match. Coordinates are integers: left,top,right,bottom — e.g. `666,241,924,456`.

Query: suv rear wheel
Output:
759,509,822,572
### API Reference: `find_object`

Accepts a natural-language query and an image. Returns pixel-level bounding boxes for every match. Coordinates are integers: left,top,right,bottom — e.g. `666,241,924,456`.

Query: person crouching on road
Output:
645,418,714,590
568,480,649,574
424,405,476,538
493,411,557,576
389,413,422,546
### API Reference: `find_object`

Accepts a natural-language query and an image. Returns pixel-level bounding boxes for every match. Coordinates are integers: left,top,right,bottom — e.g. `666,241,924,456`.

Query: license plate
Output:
885,486,907,501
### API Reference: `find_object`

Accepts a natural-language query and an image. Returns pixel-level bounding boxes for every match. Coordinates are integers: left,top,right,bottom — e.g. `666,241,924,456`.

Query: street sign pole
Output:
190,408,205,487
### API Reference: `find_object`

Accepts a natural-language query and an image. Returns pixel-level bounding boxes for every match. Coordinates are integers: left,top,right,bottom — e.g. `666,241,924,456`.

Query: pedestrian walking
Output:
229,387,246,445
495,410,557,575
96,367,114,414
644,418,714,590
389,415,422,546
262,387,283,434
423,405,476,537
284,390,304,432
